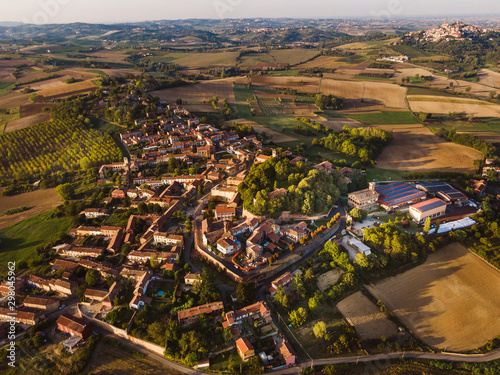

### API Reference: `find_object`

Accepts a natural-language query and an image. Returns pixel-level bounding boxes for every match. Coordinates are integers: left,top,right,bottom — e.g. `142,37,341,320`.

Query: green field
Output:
347,111,418,125
374,213,419,231
0,81,16,96
0,211,71,273
0,106,20,133
233,84,254,102
256,96,285,116
235,103,253,118
390,44,434,58
366,167,407,182
267,70,300,76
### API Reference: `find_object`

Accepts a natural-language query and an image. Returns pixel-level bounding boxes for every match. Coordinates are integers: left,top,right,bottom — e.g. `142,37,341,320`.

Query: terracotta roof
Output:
23,295,58,306
56,314,88,334
236,337,254,353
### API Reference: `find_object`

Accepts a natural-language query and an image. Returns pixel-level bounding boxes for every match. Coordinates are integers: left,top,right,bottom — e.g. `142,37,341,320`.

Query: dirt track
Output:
367,243,500,351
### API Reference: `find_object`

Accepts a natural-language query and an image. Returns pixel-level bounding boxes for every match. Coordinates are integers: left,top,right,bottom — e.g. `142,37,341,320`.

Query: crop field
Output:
85,340,181,375
367,243,500,351
0,106,19,133
151,78,239,104
0,187,61,230
0,119,123,178
232,117,298,143
375,123,483,173
337,291,399,341
252,115,319,143
269,49,320,66
335,37,400,50
0,211,71,273
5,103,53,132
36,79,97,99
477,68,500,88
233,83,254,102
256,96,285,116
394,67,498,99
317,269,343,292
250,76,408,109
409,99,500,118
146,51,240,69
0,81,16,96
346,111,418,125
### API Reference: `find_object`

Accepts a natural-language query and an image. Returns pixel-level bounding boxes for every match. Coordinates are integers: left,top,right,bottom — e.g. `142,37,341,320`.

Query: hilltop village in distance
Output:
1,17,500,375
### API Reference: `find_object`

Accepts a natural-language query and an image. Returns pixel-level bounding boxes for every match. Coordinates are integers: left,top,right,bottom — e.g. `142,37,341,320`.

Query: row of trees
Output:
0,119,122,179
431,127,496,157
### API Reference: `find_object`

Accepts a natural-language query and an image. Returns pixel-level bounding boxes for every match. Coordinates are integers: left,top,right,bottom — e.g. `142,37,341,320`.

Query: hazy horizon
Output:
1,0,500,25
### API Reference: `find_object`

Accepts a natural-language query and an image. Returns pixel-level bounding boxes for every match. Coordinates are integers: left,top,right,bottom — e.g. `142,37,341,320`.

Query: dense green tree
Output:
313,321,327,339
85,269,101,287
289,307,308,328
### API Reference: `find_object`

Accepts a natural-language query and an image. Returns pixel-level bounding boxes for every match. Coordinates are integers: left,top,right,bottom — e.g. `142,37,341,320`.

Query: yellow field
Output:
478,68,500,88
36,79,97,99
375,123,483,172
334,37,400,50
409,99,500,118
367,243,500,351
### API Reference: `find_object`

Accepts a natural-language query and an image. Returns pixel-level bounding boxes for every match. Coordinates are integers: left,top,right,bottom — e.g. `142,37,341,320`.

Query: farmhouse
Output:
348,185,380,210
224,301,272,326
215,205,236,220
272,272,293,290
177,301,224,326
59,245,105,258
236,337,255,361
49,278,77,296
376,181,426,210
56,314,92,341
409,198,447,224
22,295,60,312
184,273,202,285
27,275,51,292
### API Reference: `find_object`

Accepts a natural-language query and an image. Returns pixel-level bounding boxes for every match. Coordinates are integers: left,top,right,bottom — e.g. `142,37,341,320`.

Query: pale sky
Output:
0,0,499,24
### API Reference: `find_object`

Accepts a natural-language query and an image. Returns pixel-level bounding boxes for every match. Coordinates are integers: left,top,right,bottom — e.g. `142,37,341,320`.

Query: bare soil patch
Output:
0,187,61,230
36,80,97,99
317,269,343,292
5,113,51,132
367,243,500,351
375,123,483,173
337,291,399,341
477,68,500,88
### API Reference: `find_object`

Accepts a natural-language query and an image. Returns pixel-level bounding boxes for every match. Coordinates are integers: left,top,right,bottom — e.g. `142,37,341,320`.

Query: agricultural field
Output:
233,83,254,102
228,118,298,143
0,211,71,273
251,76,408,109
317,269,343,292
0,81,16,96
346,111,418,125
0,106,19,133
85,339,182,375
145,51,240,69
337,291,399,341
36,79,97,100
5,103,53,132
256,96,285,116
375,123,483,173
151,78,240,104
408,99,500,118
477,68,500,88
269,49,320,66
394,67,498,99
335,37,400,50
0,187,61,230
367,243,500,351
0,119,123,178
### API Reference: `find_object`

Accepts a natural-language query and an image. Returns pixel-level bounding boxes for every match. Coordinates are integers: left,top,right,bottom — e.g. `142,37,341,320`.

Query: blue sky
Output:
1,0,499,24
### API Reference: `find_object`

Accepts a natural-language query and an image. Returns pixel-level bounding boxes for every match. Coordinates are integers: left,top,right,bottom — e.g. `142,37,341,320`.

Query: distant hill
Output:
0,22,24,27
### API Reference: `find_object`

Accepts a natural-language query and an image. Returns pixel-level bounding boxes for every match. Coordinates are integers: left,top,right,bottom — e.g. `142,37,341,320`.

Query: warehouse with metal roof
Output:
375,181,426,210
